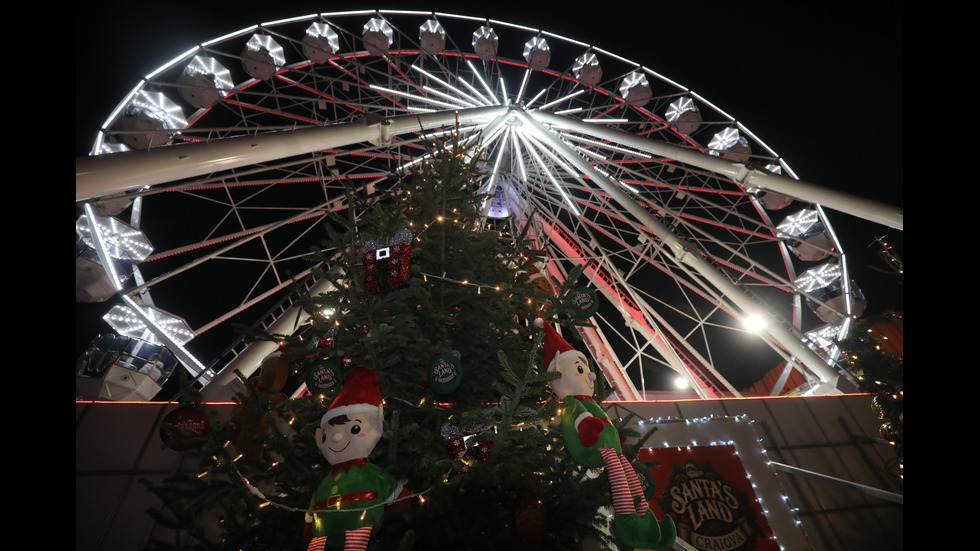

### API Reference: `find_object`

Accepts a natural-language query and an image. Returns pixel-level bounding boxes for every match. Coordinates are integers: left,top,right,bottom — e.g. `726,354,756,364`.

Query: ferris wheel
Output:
75,10,901,401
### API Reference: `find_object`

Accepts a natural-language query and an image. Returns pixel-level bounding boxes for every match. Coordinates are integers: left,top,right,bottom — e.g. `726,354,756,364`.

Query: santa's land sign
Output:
616,413,811,551
639,445,776,550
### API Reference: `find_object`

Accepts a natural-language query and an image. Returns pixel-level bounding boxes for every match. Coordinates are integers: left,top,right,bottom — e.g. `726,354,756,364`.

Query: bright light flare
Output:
742,314,767,332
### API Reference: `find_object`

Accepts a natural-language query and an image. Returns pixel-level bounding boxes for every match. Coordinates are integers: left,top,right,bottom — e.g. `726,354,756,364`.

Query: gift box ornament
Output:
360,229,413,294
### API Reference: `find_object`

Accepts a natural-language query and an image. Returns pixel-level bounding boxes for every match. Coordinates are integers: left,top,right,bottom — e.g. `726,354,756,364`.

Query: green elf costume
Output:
540,320,675,550
305,367,408,551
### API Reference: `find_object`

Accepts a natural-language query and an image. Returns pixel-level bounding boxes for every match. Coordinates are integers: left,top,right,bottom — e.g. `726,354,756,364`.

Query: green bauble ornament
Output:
427,351,463,395
565,286,600,319
305,359,345,399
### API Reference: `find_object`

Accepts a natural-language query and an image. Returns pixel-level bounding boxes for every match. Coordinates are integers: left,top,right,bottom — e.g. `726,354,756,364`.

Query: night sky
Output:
75,1,903,391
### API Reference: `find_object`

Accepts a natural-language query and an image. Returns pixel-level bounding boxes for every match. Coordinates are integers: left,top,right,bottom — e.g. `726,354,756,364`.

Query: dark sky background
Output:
75,2,903,388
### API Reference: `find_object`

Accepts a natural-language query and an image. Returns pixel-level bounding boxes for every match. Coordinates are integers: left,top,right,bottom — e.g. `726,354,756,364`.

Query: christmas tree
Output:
838,310,903,480
144,135,672,550
839,238,902,480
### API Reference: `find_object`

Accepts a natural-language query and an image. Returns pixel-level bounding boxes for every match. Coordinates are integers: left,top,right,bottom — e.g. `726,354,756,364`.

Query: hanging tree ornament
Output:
427,350,463,395
360,229,413,294
563,286,600,319
442,424,467,463
440,423,492,477
305,359,345,400
160,404,211,451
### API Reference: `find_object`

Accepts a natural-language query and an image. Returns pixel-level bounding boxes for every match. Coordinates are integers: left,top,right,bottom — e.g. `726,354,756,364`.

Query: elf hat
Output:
321,366,383,426
539,320,586,373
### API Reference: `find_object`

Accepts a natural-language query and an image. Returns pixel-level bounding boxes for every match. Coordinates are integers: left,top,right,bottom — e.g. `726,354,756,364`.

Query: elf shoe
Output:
640,510,661,545
651,515,677,551
612,513,651,549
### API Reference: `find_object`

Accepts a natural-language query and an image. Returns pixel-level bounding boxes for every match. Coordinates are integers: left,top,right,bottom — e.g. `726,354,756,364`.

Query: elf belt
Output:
315,491,379,509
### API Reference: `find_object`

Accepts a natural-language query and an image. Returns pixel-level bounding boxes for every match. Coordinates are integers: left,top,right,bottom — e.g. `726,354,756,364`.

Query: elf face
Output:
315,411,383,465
549,352,596,398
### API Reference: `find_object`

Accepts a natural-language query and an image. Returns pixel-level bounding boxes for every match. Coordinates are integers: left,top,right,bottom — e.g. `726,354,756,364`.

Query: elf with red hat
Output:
305,367,408,551
539,320,675,550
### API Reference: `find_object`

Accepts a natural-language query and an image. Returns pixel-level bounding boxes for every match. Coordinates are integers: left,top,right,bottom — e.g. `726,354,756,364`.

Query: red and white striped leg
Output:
600,448,635,515
619,453,650,516
344,526,373,551
306,536,327,551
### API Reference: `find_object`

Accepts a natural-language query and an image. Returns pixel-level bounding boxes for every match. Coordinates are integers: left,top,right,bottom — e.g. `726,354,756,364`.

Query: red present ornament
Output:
471,440,493,462
447,435,466,459
442,424,467,460
360,229,412,294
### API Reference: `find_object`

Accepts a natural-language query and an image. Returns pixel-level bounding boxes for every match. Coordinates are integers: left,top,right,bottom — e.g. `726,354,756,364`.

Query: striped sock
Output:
601,448,634,515
619,454,650,516
306,536,327,551
344,526,373,551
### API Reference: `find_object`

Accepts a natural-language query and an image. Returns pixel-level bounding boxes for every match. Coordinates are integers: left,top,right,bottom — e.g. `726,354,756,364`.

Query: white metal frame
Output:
75,10,901,400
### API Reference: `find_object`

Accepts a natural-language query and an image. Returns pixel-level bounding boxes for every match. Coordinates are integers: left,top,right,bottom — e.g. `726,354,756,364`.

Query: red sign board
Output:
637,445,779,551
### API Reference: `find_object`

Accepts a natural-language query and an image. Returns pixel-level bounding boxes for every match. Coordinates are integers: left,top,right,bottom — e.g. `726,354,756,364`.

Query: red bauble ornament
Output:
160,407,210,450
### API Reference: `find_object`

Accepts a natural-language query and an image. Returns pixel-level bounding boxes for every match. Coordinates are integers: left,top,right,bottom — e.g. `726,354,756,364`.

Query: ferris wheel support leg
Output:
528,110,903,232
514,109,840,387
75,106,509,203
199,277,342,401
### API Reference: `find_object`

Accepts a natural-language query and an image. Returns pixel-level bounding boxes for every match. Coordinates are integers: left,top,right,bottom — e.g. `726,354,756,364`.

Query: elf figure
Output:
305,367,408,551
539,320,676,550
